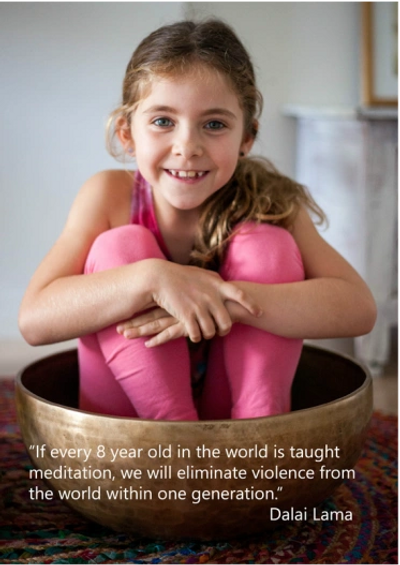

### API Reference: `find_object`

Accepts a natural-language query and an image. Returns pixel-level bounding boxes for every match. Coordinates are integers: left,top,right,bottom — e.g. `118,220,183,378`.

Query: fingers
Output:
212,307,233,336
116,308,169,337
116,307,201,345
144,322,186,348
117,308,169,333
220,282,263,318
196,313,218,340
122,268,260,345
185,315,202,344
120,315,177,339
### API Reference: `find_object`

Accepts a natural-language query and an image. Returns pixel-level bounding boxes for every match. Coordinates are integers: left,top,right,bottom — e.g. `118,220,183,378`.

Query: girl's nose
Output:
172,127,204,158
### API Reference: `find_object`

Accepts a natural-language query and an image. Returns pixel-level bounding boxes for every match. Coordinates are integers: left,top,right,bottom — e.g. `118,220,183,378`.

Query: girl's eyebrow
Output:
143,105,176,114
203,108,238,120
143,105,237,120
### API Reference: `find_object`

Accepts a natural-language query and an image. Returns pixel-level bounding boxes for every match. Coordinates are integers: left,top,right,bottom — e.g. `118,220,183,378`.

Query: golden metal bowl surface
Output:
16,345,372,540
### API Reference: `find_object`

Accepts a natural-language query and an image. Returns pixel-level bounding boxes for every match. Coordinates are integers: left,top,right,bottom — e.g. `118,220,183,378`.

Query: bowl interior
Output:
19,345,368,413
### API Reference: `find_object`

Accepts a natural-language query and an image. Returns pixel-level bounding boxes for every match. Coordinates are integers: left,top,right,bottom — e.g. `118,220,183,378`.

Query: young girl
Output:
19,19,376,421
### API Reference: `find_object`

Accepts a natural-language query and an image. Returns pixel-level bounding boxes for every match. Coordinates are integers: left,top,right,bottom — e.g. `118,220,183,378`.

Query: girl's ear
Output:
116,116,135,155
240,120,258,157
240,134,255,157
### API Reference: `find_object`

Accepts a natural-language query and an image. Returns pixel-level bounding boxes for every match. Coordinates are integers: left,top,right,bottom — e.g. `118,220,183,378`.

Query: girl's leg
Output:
79,332,138,417
79,225,198,421
200,223,305,420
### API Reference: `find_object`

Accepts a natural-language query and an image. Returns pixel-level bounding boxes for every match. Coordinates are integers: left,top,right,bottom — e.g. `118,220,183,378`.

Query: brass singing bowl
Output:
16,345,372,540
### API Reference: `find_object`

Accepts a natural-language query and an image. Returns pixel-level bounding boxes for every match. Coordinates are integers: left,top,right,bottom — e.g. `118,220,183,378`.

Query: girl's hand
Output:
148,260,262,344
117,262,263,346
117,301,248,347
117,308,185,347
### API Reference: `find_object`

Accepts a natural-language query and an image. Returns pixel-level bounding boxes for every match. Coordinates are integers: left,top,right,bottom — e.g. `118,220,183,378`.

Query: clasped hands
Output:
116,261,262,348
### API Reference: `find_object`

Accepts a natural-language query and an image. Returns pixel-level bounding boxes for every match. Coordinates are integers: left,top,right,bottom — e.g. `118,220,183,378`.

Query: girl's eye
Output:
153,117,173,127
205,121,225,130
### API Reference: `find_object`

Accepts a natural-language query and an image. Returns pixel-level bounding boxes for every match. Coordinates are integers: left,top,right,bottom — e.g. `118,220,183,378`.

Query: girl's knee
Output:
85,225,165,273
222,222,304,284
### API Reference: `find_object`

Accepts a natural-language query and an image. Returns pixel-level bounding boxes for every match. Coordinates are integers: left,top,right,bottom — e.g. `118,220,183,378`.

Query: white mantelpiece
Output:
284,105,398,121
285,106,398,375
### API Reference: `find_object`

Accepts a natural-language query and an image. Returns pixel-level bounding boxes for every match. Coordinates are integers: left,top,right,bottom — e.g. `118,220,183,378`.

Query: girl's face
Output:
125,67,253,219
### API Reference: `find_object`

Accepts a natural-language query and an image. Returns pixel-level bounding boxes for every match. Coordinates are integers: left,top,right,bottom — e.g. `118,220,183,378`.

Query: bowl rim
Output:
15,343,373,425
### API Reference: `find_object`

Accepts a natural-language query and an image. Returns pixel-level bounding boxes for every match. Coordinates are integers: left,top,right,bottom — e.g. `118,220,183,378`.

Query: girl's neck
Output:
155,204,199,265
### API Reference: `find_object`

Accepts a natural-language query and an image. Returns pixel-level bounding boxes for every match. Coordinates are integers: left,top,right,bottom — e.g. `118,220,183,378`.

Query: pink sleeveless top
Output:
129,170,208,397
130,170,171,260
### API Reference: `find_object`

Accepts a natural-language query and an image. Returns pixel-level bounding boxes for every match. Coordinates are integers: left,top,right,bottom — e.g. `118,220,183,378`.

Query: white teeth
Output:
169,170,206,178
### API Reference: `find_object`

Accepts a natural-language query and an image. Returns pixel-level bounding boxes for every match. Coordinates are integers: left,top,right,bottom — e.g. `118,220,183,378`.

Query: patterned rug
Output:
0,378,397,564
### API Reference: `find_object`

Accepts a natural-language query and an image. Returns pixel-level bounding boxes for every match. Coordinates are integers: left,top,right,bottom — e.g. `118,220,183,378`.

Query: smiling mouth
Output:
166,169,208,179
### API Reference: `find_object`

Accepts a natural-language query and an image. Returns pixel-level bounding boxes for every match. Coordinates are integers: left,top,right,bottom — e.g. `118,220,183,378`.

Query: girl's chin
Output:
168,200,204,213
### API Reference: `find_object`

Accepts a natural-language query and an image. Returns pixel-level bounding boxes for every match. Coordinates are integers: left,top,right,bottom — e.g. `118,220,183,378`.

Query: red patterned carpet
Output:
0,378,397,564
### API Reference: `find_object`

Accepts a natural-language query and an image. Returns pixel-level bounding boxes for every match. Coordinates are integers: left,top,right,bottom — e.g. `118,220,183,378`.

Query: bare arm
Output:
121,207,377,345
229,207,377,338
19,171,156,345
19,170,260,346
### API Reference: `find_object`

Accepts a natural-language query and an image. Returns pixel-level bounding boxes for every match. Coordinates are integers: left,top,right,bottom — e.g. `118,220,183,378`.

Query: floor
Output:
1,334,397,416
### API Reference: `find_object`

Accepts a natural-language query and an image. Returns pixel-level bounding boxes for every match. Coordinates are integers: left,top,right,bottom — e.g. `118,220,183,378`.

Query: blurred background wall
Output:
0,2,369,346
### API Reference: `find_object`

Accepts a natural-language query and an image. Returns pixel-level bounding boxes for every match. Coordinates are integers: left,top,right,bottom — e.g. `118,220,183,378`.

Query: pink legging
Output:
78,223,304,420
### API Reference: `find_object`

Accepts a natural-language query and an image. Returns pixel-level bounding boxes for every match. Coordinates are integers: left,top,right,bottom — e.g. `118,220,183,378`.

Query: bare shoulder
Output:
290,206,363,282
290,206,319,245
22,170,136,294
70,169,134,230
